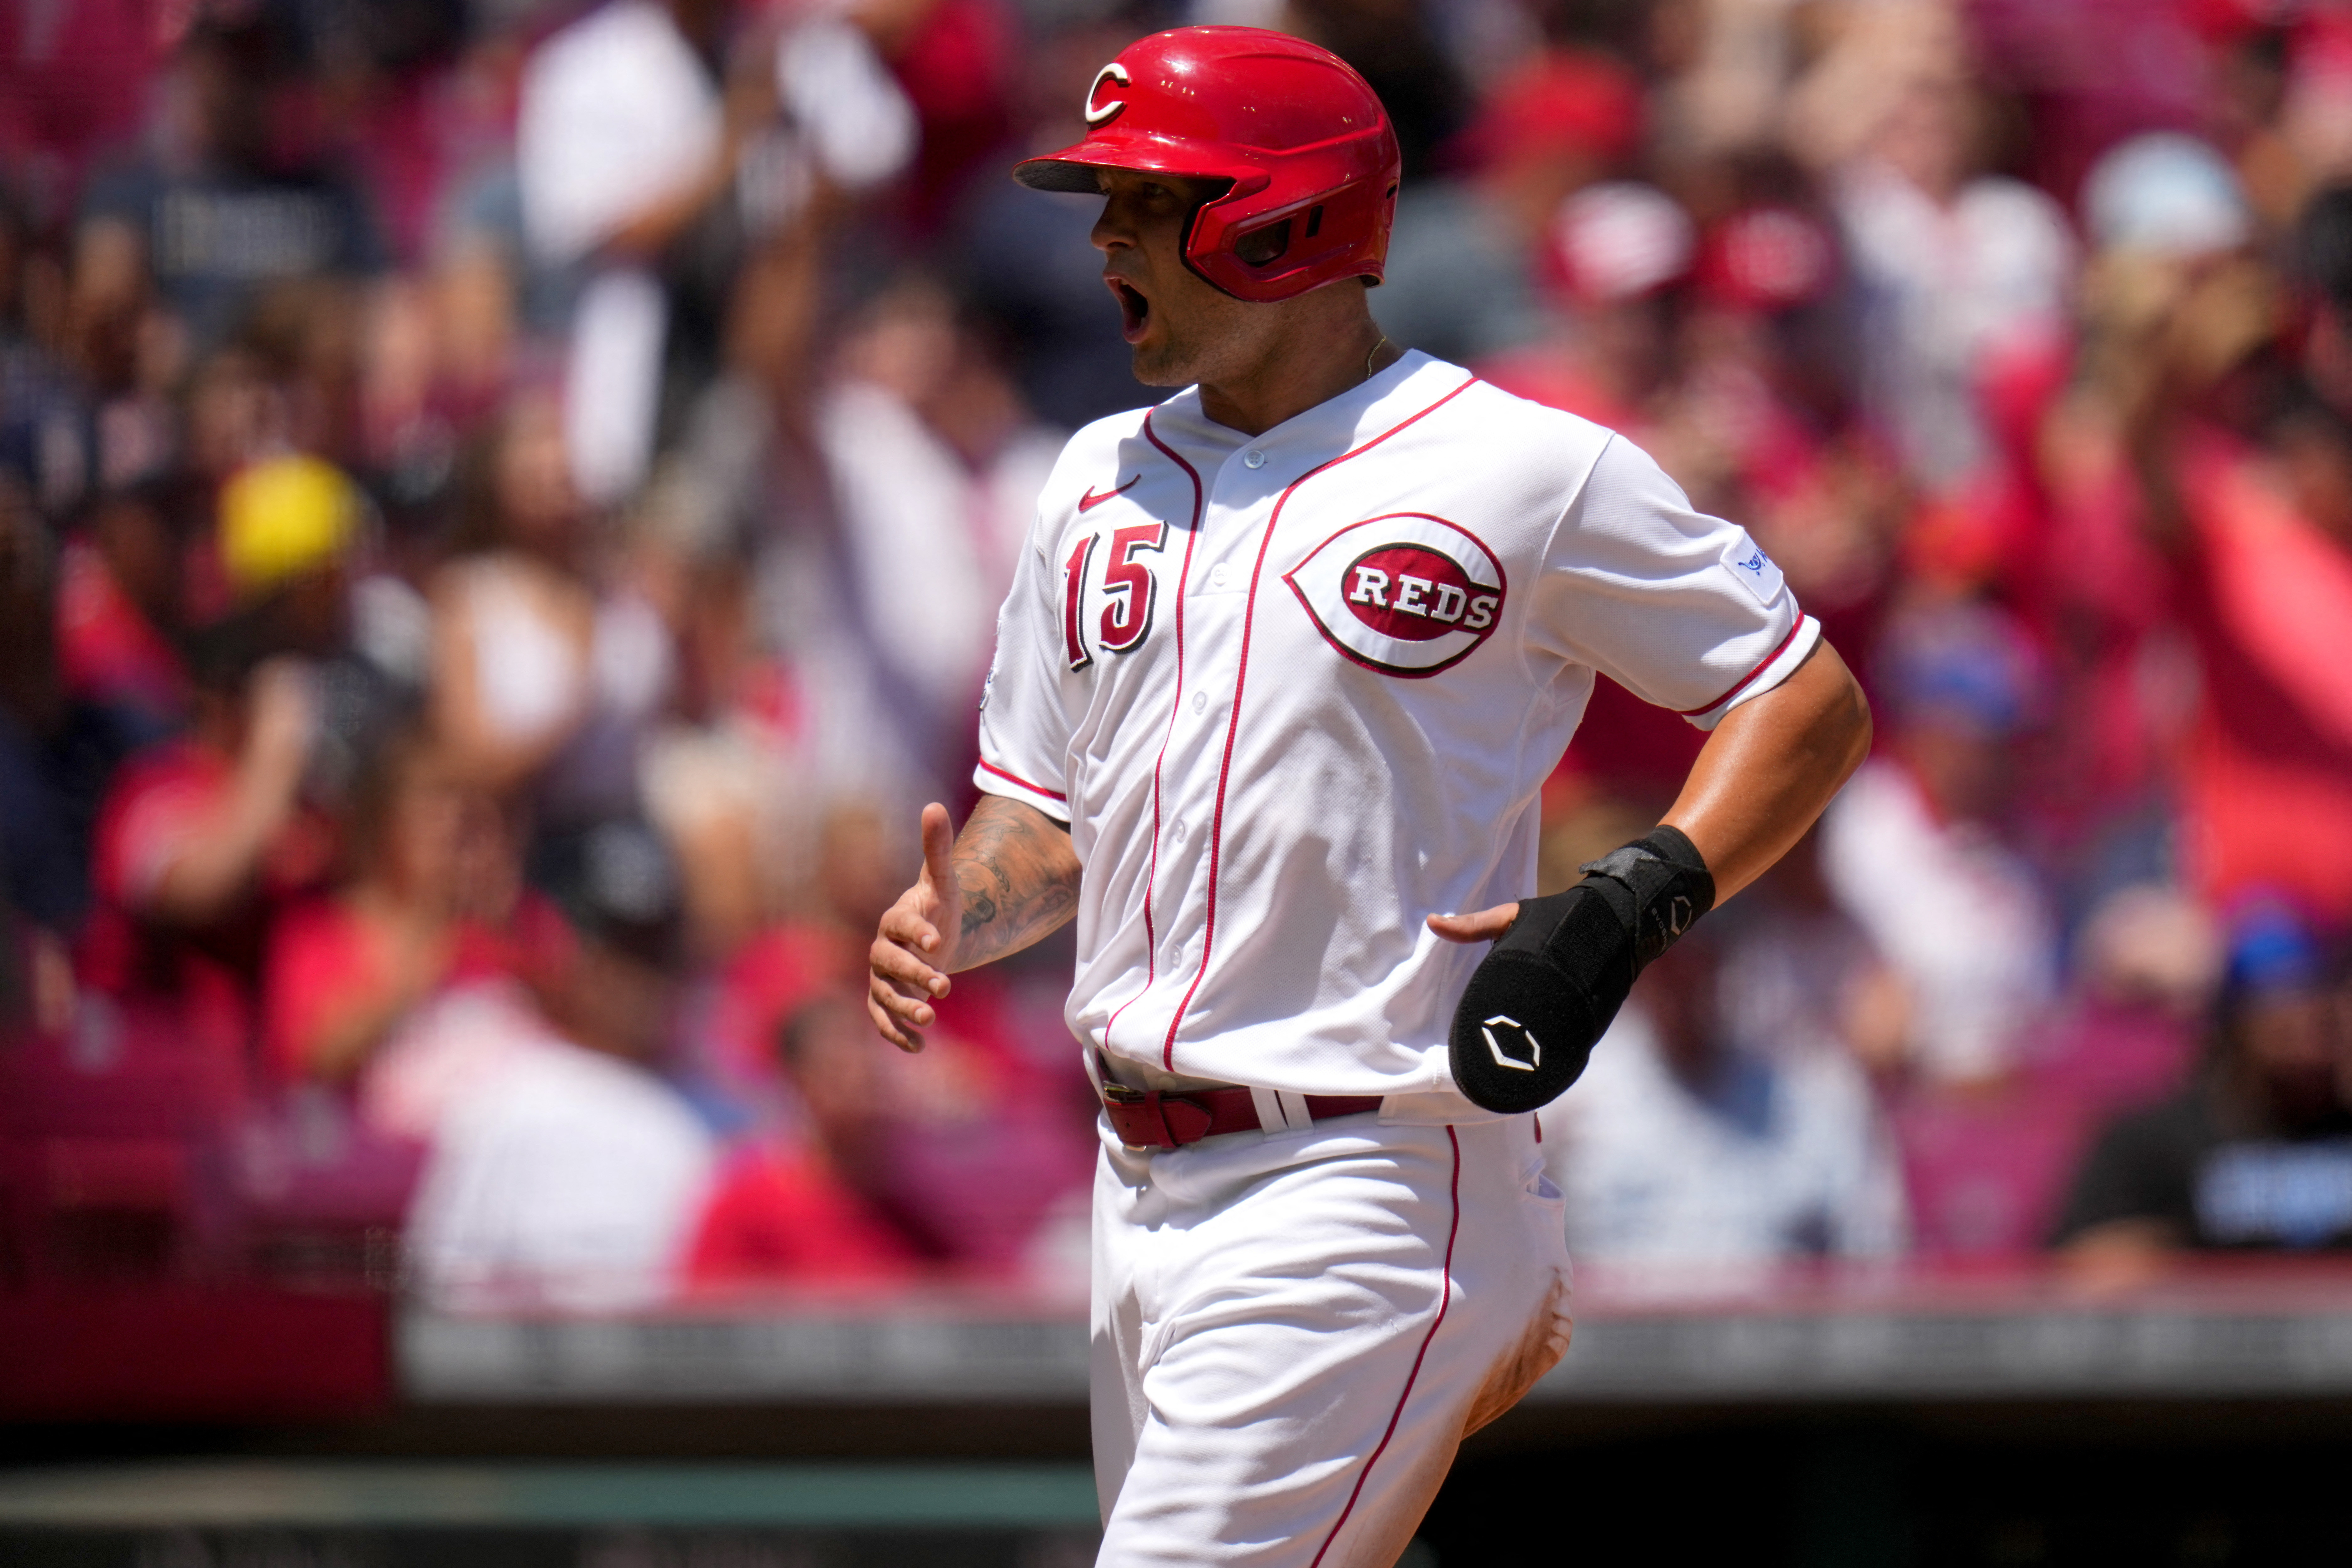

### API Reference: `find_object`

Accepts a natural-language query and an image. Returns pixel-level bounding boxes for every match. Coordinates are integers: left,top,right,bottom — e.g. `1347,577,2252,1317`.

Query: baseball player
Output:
867,28,1872,1565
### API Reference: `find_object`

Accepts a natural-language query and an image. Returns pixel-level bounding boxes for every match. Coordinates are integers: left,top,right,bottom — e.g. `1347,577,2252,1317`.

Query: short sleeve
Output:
972,523,1074,822
1535,435,1818,730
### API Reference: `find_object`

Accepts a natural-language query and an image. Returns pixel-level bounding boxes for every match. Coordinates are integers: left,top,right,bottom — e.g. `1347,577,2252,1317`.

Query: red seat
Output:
0,996,247,1281
227,1089,425,1285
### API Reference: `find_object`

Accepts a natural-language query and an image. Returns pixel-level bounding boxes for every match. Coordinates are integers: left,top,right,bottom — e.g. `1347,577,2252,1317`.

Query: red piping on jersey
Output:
1667,612,1807,717
976,758,1067,803
1159,374,1480,1072
1103,411,1205,1063
1308,1124,1462,1568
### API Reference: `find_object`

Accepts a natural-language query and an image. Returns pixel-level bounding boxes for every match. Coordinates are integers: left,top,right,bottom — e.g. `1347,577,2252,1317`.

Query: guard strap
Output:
1447,825,1716,1114
1571,824,1715,975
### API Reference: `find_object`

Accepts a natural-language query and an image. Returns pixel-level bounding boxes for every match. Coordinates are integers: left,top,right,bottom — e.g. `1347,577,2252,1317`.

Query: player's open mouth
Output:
1109,277,1151,343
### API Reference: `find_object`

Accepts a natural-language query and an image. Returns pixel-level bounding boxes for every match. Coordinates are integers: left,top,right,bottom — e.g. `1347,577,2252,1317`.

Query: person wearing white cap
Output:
1828,68,2075,491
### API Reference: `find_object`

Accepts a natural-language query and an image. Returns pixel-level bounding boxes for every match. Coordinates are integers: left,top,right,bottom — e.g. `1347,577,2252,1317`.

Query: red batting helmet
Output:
1013,27,1402,304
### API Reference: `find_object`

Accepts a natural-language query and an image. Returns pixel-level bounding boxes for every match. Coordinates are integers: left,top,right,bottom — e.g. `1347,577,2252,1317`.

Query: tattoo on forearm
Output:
951,796,1081,970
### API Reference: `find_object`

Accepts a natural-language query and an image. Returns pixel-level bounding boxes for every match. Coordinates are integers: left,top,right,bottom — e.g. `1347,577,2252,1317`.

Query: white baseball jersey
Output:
974,350,1817,1117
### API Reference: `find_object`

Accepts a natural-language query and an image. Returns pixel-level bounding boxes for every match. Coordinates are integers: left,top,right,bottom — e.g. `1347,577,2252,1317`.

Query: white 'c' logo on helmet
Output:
1084,62,1130,126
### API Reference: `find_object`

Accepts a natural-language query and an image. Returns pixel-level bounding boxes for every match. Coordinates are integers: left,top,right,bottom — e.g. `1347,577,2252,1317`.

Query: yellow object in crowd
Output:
220,455,361,600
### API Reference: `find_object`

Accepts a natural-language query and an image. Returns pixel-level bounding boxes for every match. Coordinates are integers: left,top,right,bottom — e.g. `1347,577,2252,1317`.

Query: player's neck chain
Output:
1364,335,1394,384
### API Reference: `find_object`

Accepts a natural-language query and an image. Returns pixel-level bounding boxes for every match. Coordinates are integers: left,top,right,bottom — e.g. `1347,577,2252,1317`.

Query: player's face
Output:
1092,169,1274,389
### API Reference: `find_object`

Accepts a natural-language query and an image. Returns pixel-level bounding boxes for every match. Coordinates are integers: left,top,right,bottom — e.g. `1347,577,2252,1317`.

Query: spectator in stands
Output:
515,0,789,504
54,478,191,746
262,725,513,1085
2039,884,2224,1112
804,281,1060,800
218,455,367,659
657,792,917,1145
1897,883,2223,1261
687,992,920,1286
1714,826,1906,1074
74,450,370,1052
9,170,185,533
1820,599,2056,1086
1546,921,1907,1281
79,614,326,1062
952,18,1156,430
401,818,713,1308
1794,7,2074,493
634,515,786,964
429,390,670,826
1478,179,1694,434
77,21,385,356
2110,174,2352,930
2057,902,2352,1268
689,794,1092,1276
2,187,99,518
1378,48,1641,367
0,480,86,1038
0,477,91,949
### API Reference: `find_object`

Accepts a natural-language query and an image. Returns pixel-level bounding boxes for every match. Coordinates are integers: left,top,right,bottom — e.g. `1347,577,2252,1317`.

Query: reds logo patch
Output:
1283,513,1506,677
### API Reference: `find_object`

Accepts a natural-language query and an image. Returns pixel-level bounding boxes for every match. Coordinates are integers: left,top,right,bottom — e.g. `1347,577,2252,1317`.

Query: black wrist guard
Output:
1447,825,1715,1113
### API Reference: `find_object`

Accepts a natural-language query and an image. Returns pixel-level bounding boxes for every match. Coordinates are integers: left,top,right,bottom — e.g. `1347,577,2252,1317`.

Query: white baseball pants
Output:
1090,1112,1573,1567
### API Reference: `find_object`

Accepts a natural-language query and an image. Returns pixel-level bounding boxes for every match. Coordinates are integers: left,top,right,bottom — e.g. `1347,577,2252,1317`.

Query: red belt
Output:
1099,1081,1383,1150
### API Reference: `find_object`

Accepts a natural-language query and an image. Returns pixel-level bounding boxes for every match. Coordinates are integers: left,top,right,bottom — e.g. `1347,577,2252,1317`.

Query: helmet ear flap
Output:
1178,175,1247,290
1190,168,1396,300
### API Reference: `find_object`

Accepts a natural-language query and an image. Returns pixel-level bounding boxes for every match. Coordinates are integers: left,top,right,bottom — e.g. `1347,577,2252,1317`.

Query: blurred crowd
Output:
4,0,2352,1309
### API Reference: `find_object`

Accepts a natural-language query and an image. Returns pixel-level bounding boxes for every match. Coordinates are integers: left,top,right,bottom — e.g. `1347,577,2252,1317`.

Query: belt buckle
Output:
1101,1083,1213,1149
1102,1083,1175,1150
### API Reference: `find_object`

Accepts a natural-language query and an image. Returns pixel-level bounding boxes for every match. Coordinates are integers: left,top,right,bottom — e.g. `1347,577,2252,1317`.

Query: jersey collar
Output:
1150,349,1464,466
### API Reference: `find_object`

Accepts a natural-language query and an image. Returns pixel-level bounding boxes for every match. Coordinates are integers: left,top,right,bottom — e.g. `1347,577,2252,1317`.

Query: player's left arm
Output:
1656,636,1870,897
1429,639,1869,1111
1431,637,1867,945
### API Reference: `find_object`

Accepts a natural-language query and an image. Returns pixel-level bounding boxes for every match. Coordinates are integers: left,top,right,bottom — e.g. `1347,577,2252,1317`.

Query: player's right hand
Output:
867,802,961,1053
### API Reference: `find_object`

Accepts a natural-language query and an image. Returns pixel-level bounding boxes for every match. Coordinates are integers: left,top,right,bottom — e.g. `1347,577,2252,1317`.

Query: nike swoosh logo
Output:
1079,475,1140,512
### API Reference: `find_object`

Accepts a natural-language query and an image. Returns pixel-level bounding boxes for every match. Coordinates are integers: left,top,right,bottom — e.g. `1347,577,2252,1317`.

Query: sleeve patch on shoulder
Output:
1721,532,1785,607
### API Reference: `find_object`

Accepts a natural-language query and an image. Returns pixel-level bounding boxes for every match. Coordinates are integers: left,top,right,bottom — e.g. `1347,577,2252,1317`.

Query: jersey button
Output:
1191,690,1208,714
1243,448,1267,469
1208,562,1231,589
